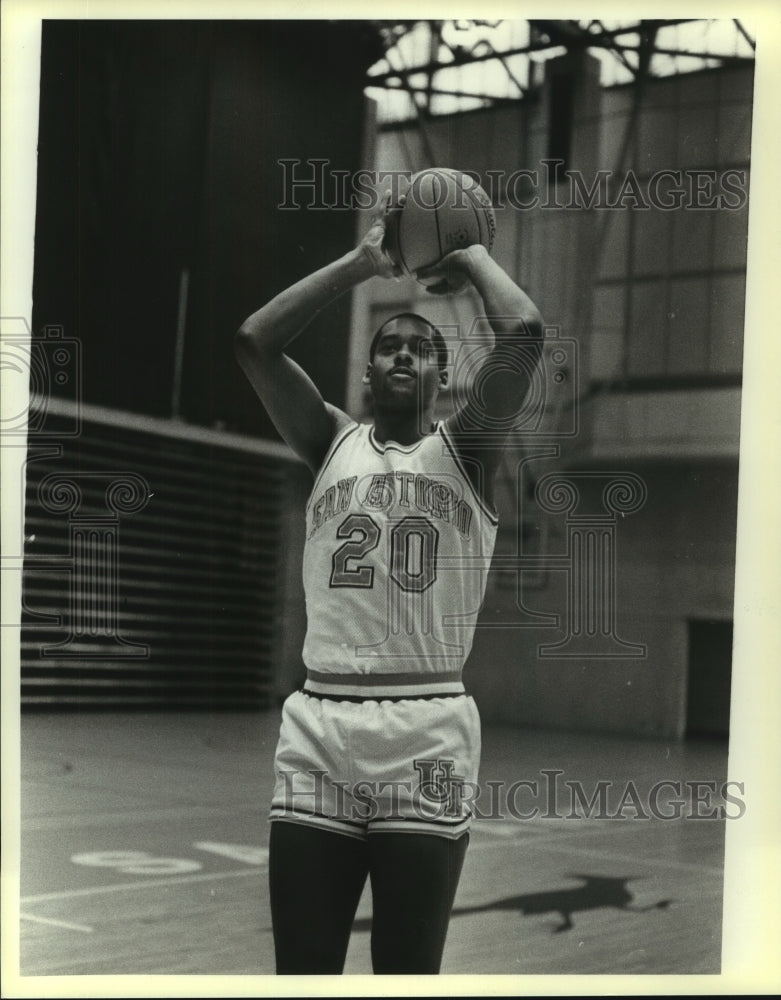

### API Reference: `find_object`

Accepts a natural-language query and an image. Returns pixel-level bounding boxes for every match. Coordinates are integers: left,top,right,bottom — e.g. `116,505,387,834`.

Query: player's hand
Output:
415,245,484,295
359,189,404,280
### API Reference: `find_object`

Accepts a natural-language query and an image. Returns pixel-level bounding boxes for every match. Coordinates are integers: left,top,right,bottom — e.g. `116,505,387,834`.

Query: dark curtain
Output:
32,19,383,437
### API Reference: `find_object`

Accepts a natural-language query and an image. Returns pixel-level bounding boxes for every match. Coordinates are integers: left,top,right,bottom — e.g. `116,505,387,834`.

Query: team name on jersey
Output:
309,471,473,539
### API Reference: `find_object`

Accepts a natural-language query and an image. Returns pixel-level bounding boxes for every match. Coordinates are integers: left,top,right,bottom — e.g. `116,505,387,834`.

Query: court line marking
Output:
20,912,94,933
21,866,264,905
21,832,720,910
23,801,267,833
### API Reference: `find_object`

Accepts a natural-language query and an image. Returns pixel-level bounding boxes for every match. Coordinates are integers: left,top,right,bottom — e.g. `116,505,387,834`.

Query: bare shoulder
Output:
441,412,501,512
303,402,355,472
325,402,354,438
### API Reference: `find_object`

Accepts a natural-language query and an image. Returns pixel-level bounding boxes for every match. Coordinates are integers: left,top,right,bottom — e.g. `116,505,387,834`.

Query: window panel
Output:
710,274,746,374
597,208,630,280
668,277,710,373
716,101,752,165
676,102,719,168
636,107,679,174
591,286,626,380
599,113,634,170
632,207,673,277
628,281,668,376
672,208,715,272
713,201,750,270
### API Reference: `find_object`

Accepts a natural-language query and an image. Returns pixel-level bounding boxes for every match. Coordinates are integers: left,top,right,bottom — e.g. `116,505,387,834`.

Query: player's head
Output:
368,313,449,372
363,313,449,411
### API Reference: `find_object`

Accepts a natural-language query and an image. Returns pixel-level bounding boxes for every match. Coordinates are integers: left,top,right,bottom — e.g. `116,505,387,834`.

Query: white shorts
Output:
269,690,481,840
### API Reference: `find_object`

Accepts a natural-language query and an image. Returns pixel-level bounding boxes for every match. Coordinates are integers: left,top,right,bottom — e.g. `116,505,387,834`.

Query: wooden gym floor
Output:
10,710,736,986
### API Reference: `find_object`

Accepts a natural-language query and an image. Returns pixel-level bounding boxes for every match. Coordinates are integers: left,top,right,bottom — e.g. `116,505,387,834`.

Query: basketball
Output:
383,168,496,285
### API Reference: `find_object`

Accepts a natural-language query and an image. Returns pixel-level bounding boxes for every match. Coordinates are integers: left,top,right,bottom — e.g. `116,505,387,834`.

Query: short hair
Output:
368,312,449,370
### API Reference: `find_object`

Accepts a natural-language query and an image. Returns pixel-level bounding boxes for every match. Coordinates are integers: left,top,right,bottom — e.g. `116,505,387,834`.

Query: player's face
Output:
364,319,445,409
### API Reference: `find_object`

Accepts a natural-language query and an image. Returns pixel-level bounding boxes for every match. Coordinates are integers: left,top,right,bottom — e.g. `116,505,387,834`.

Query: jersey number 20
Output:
330,514,439,593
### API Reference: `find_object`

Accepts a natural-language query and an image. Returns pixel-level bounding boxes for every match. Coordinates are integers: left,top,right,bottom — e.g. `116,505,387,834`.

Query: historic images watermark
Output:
33,472,152,658
1,319,81,439
1,317,150,657
277,159,749,212
277,765,747,823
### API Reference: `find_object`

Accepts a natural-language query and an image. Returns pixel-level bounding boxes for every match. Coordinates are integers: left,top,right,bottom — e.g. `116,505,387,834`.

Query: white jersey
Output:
301,421,498,698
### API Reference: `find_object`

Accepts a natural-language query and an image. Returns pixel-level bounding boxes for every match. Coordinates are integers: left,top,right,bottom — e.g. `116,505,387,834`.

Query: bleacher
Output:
20,399,292,710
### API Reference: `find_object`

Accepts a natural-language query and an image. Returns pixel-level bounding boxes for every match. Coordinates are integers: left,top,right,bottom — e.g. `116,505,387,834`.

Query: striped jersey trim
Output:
438,422,500,526
269,806,365,829
367,820,472,840
368,423,439,455
302,690,465,704
306,668,463,686
268,812,368,842
306,421,361,511
303,667,465,699
369,813,472,831
268,811,472,841
302,683,466,699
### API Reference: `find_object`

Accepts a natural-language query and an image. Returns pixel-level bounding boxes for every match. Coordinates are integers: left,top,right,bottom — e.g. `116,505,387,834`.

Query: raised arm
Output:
235,203,399,473
420,246,544,506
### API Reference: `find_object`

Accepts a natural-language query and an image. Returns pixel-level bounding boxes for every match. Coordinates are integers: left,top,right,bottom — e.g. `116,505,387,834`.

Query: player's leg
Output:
268,821,369,974
367,831,469,974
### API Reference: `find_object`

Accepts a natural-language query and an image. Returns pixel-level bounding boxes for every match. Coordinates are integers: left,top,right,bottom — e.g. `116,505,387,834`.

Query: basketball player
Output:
235,194,543,974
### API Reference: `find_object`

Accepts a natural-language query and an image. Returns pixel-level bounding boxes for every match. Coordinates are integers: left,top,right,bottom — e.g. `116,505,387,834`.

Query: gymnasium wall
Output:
333,55,752,739
465,458,739,738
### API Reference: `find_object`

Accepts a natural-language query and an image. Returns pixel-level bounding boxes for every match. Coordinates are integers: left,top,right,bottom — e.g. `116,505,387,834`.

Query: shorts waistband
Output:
302,668,465,700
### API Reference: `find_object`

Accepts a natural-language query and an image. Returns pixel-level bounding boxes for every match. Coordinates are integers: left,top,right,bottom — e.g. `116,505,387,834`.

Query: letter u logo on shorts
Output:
414,758,465,817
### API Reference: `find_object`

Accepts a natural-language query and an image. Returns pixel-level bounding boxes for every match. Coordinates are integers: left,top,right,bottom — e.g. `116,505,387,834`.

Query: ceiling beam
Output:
366,19,754,90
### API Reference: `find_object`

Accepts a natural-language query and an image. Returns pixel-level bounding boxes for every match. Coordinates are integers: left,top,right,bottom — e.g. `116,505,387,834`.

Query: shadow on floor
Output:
353,873,672,935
